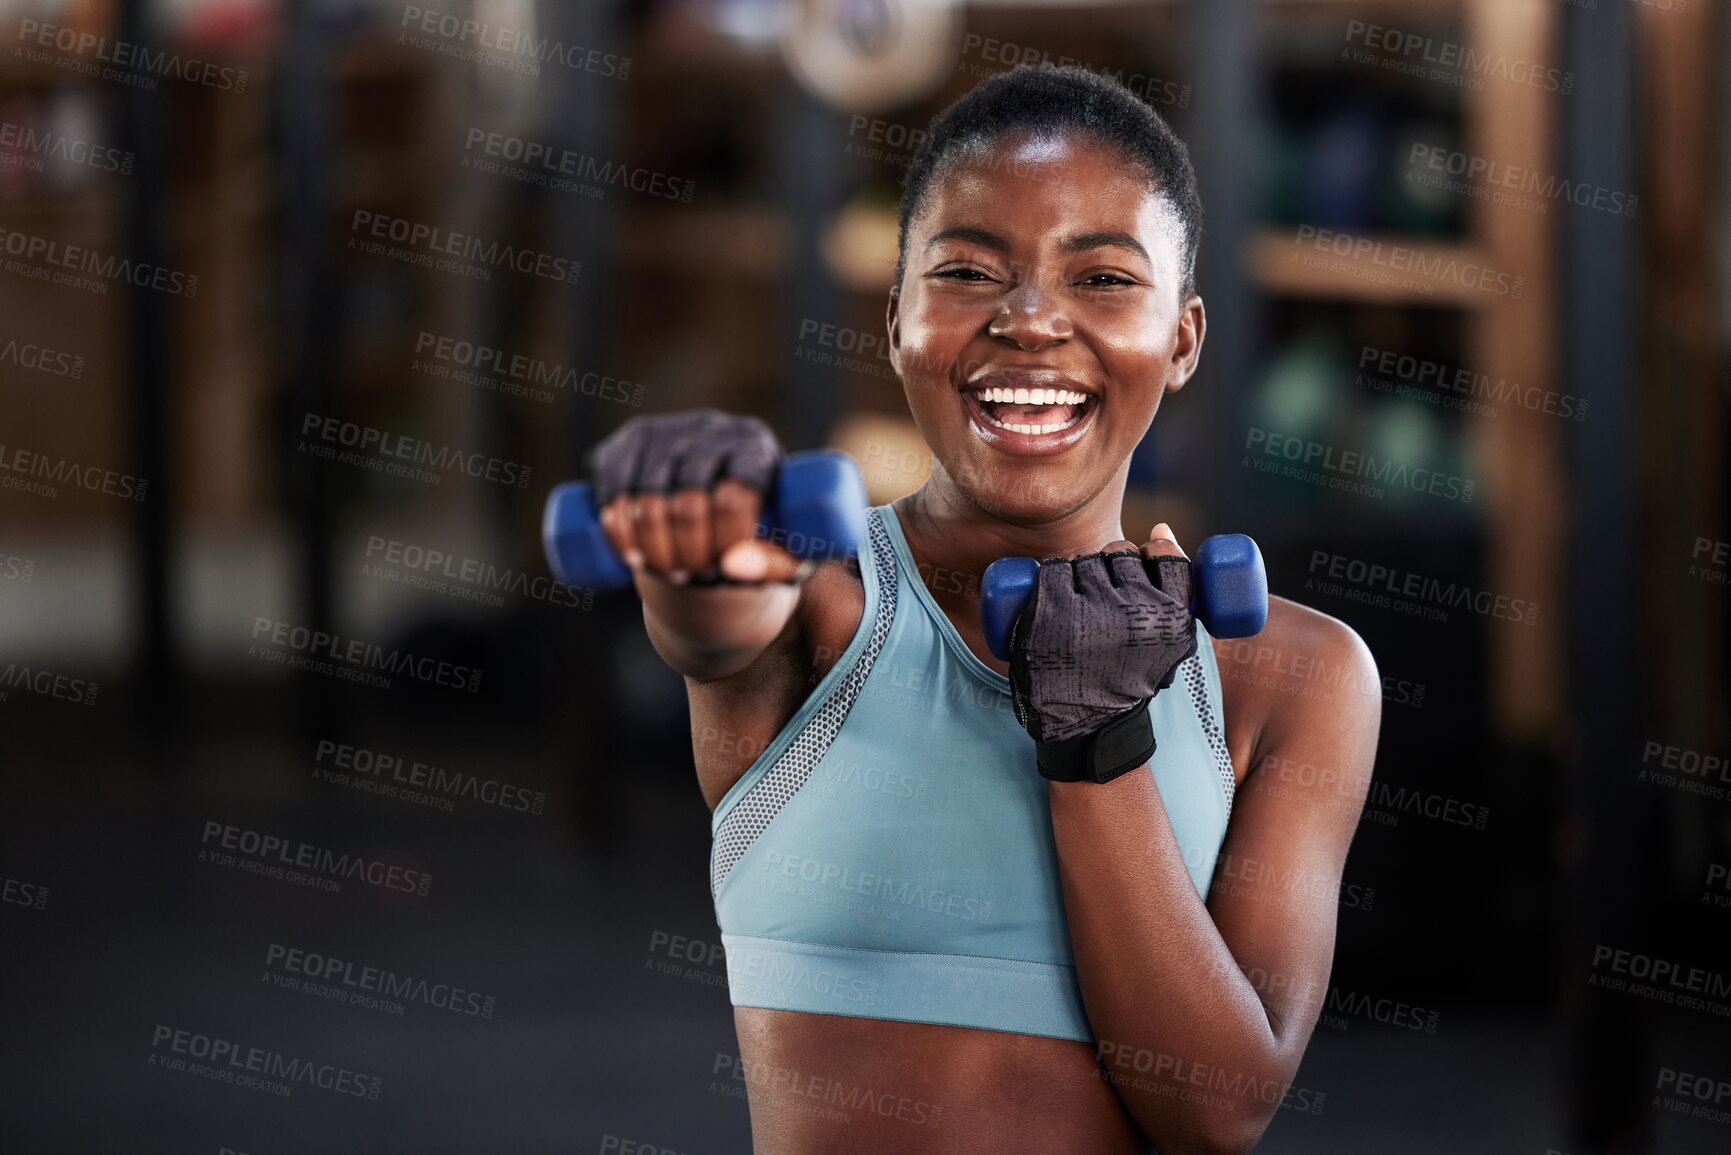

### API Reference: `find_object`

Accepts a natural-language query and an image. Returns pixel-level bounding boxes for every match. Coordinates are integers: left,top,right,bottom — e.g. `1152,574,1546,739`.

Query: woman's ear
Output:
1165,294,1205,393
886,283,903,376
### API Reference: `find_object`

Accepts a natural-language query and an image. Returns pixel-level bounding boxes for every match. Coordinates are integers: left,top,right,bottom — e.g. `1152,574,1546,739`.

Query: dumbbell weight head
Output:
980,533,1269,662
980,557,1040,663
754,450,870,570
1192,534,1268,640
543,480,634,589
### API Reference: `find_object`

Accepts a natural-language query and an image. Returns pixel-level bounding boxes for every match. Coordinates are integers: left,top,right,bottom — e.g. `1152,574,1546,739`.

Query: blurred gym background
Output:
1,0,1727,1151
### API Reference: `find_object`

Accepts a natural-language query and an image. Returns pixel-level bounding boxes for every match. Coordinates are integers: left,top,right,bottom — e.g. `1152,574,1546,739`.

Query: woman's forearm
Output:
639,571,803,681
1049,771,1301,1154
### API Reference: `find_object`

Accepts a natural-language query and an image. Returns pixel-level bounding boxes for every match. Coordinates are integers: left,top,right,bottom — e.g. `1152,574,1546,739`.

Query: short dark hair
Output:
894,64,1203,300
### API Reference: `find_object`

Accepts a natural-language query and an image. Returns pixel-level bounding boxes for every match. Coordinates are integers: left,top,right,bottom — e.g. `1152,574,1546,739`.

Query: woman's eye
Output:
933,267,993,282
1079,273,1134,287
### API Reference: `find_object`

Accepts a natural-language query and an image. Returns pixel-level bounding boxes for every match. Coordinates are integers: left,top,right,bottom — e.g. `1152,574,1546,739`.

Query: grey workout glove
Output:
1008,551,1199,783
590,409,781,507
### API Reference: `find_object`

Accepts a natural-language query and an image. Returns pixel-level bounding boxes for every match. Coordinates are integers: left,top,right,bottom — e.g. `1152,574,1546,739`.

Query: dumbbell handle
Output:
542,449,869,590
980,533,1268,662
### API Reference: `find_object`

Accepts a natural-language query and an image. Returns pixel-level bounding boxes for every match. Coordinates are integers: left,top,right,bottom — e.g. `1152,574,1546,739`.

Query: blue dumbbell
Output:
980,534,1269,661
543,450,869,589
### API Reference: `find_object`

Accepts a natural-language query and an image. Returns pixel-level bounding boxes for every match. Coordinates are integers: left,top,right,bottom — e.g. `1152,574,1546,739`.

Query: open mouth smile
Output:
961,382,1100,455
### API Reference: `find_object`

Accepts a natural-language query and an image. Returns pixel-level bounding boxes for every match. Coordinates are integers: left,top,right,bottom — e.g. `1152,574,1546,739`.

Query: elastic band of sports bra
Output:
721,933,1095,1042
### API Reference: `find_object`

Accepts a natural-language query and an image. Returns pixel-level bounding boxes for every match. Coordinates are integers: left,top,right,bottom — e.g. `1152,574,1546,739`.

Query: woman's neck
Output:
892,468,1132,596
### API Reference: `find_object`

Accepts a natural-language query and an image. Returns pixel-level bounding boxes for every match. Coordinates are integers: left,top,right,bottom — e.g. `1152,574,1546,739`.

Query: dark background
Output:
1,0,1727,1152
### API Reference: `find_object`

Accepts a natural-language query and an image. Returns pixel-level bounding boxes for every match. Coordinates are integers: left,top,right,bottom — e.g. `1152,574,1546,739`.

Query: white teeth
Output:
970,386,1092,405
973,404,1088,436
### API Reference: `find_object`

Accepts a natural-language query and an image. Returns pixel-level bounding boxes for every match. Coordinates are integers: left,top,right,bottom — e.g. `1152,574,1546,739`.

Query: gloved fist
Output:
1008,547,1198,783
591,409,796,584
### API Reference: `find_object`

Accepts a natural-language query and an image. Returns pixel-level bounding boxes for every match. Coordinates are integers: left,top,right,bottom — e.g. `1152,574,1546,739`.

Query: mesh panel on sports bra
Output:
709,512,899,896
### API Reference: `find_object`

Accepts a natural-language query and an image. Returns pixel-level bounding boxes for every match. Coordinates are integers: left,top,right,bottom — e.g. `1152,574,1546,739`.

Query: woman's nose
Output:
988,273,1072,350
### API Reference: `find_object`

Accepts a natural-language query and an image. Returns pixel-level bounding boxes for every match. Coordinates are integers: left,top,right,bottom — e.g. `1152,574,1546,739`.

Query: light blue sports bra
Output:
709,505,1235,1042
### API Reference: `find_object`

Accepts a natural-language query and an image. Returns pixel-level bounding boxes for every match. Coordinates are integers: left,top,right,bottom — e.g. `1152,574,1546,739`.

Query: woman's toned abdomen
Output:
729,1007,1149,1154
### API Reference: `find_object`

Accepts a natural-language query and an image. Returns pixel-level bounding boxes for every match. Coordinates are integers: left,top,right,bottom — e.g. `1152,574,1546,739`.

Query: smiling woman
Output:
883,67,1204,526
592,64,1380,1155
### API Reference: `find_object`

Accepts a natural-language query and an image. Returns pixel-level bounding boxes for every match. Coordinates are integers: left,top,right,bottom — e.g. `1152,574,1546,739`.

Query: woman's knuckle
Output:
712,484,753,518
668,489,706,522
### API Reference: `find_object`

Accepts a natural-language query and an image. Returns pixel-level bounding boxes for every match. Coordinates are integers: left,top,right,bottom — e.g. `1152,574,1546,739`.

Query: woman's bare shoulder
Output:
1212,595,1380,787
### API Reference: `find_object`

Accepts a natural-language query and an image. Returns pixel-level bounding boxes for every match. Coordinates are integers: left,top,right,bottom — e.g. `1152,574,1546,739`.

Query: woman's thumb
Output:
719,539,810,584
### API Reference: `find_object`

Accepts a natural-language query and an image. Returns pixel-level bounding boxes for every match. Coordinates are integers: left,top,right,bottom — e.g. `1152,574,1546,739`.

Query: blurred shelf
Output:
336,33,434,82
1240,508,1484,554
963,0,1187,28
0,190,107,222
617,204,789,280
959,0,1466,8
0,63,78,91
1261,0,1465,23
1244,229,1514,309
337,156,433,213
0,45,266,93
822,200,897,292
639,9,787,87
966,0,1185,7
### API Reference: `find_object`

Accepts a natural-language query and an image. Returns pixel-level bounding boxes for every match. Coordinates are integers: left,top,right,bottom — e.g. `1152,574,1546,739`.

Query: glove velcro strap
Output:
1033,700,1156,785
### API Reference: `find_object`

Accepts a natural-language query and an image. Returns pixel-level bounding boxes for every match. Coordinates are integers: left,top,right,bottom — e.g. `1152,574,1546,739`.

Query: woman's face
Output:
888,129,1204,525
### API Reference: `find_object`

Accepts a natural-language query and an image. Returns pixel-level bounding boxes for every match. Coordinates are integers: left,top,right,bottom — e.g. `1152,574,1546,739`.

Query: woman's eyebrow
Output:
925,225,1008,253
924,226,1149,263
1058,231,1149,261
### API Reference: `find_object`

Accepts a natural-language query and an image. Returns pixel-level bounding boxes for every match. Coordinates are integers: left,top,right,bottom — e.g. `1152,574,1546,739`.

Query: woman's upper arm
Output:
1206,606,1382,1046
